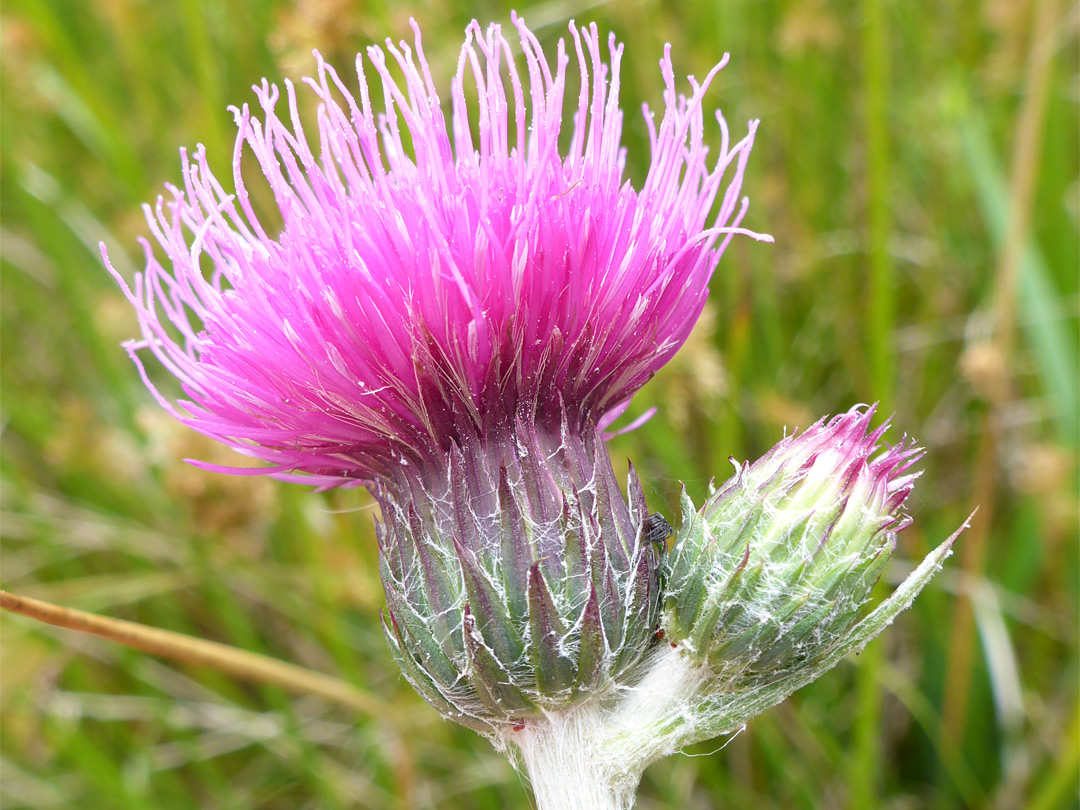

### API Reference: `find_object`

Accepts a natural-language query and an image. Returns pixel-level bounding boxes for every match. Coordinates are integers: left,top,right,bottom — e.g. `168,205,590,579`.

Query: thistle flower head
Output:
663,405,923,679
103,14,766,488
98,13,959,802
103,16,768,735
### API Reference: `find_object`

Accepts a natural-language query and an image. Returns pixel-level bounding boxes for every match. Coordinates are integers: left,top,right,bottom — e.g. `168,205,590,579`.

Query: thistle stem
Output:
508,705,635,810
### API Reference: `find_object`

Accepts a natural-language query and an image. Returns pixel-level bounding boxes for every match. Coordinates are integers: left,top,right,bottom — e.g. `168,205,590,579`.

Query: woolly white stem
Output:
506,704,640,810
602,646,713,766
503,654,713,810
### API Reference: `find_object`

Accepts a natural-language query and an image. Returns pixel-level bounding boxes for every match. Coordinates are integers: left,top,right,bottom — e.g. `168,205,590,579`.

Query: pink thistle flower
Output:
103,14,769,487
97,17,959,794
103,15,774,736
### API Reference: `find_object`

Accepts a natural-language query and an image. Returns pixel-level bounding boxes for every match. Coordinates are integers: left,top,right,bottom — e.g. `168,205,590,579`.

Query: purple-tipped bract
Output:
103,14,767,486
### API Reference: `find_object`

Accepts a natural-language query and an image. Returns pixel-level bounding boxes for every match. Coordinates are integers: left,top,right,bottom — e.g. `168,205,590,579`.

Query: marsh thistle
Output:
105,16,957,809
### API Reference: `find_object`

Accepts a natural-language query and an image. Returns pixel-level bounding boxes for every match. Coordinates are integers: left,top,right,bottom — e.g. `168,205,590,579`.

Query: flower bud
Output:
663,406,922,682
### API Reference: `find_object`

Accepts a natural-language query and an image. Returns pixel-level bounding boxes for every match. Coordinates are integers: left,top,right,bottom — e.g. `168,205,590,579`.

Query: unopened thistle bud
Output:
592,412,959,786
664,405,922,678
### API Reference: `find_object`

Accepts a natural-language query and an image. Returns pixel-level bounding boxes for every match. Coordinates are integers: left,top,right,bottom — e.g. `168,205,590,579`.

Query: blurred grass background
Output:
1,0,1077,808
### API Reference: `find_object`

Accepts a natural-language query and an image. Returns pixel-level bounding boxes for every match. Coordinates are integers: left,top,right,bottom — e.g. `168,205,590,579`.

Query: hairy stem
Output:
602,646,712,766
505,704,641,810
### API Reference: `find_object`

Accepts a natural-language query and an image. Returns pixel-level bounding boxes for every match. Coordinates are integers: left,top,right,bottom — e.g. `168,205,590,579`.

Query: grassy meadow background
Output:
1,0,1077,807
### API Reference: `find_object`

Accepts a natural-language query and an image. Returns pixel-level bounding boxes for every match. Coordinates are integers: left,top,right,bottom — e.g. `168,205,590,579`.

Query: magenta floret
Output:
103,15,768,485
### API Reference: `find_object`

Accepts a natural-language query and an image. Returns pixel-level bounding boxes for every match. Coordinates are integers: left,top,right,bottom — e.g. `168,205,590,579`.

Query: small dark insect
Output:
643,512,672,551
512,721,526,732
654,627,665,641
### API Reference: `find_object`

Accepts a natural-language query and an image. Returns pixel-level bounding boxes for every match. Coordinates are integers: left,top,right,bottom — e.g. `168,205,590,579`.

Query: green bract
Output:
377,414,662,734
